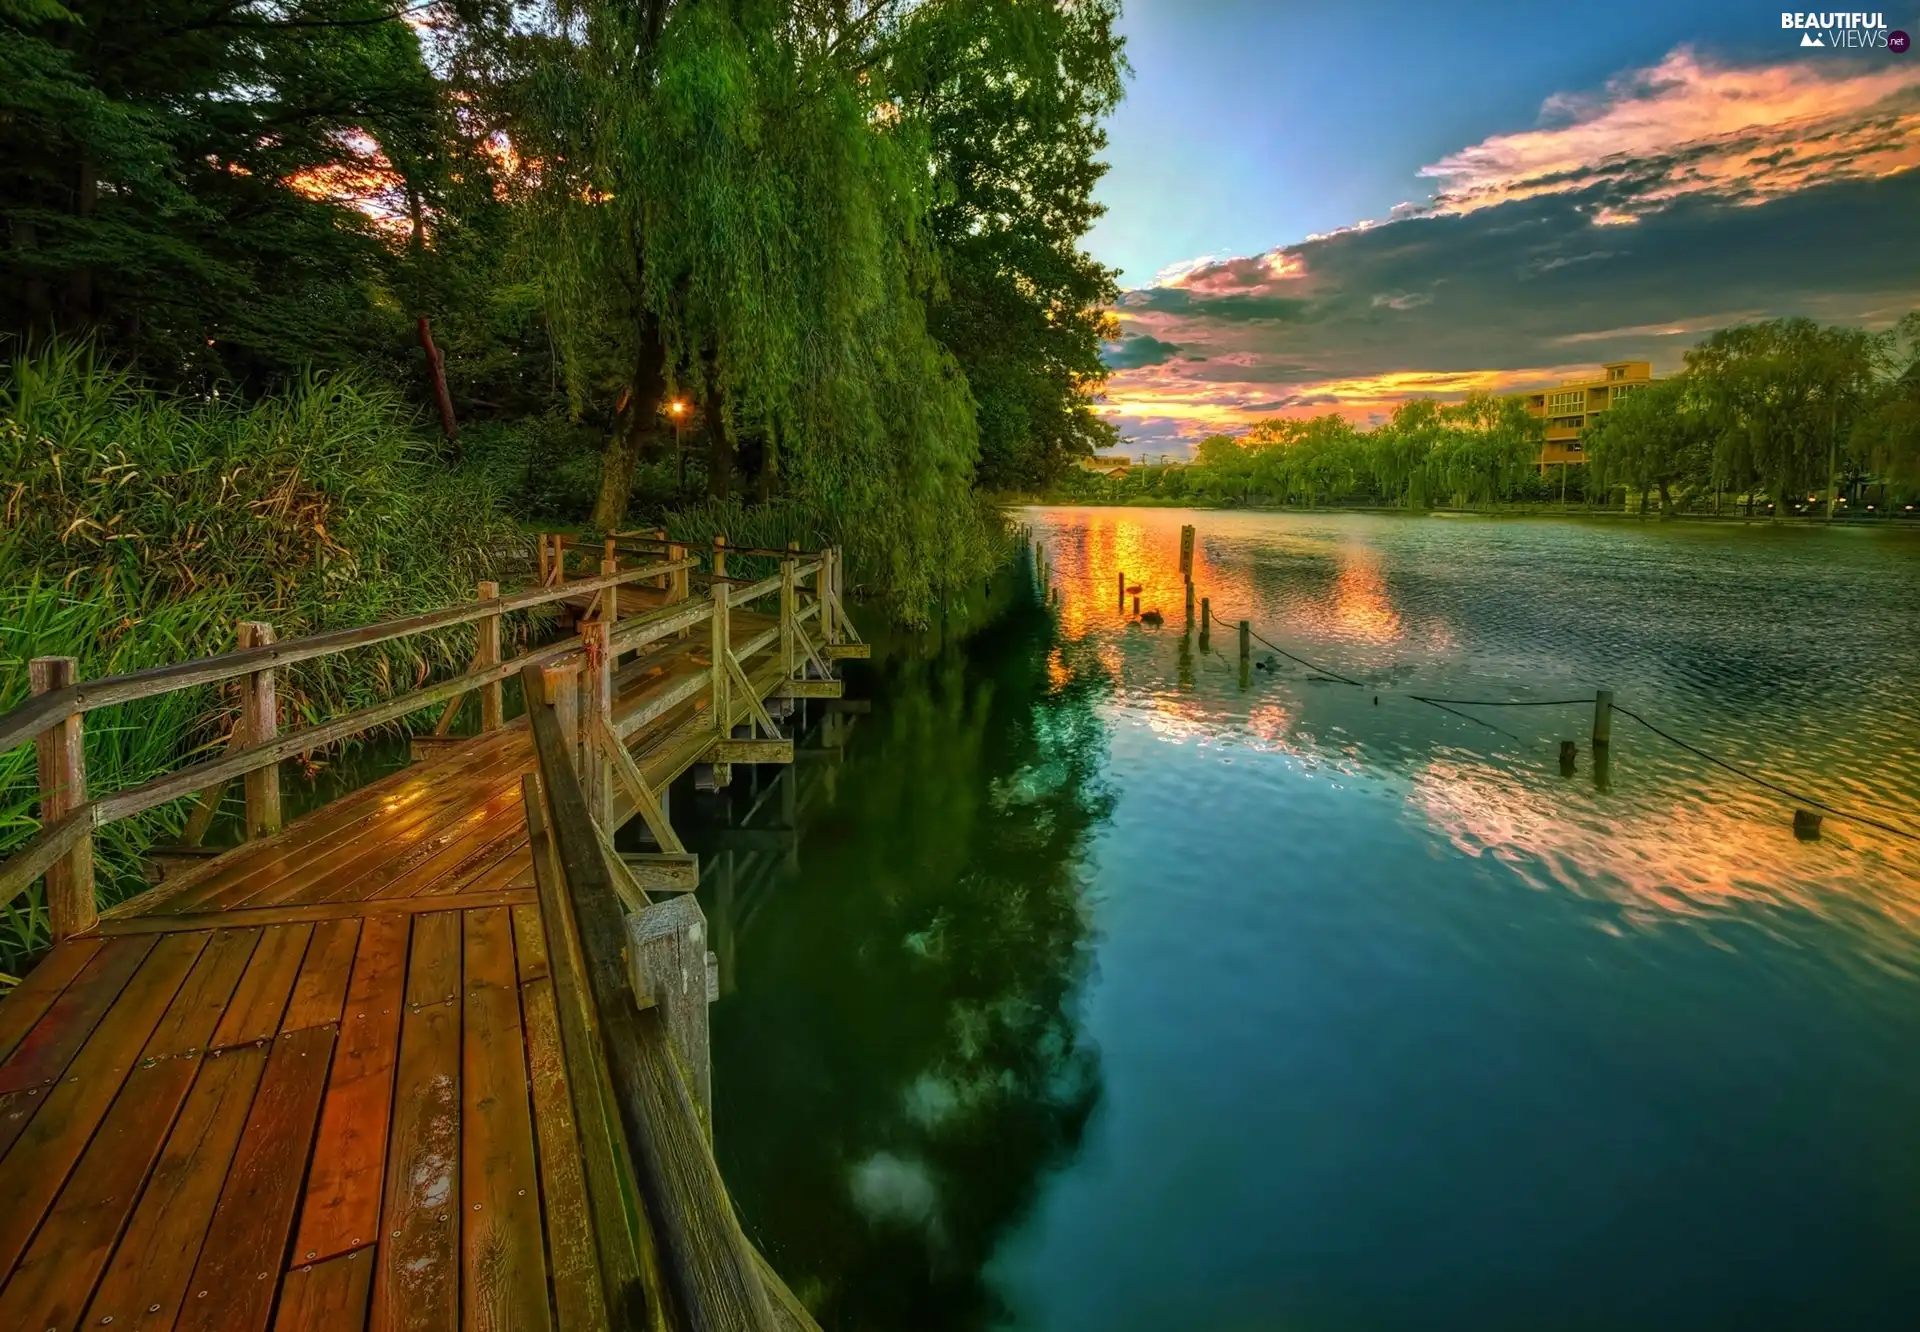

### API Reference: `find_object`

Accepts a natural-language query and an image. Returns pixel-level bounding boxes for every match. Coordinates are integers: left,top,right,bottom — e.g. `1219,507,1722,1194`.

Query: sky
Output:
1089,1,1920,454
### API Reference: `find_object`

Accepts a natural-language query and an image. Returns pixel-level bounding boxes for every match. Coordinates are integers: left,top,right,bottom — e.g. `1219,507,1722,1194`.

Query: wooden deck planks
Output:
0,935,157,1094
178,1022,337,1332
461,907,552,1332
0,598,820,1331
370,912,464,1332
132,735,528,917
83,1045,268,1331
521,977,605,1332
210,923,314,1049
0,924,256,1332
293,912,409,1265
273,1248,376,1332
0,937,102,1065
0,931,207,1279
282,918,363,1032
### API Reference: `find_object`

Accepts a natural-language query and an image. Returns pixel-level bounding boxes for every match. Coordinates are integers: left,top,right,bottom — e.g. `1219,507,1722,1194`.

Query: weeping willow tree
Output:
504,0,1002,616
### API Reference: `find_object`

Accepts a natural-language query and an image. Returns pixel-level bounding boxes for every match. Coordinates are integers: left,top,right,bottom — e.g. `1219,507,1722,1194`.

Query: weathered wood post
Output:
553,533,568,585
581,621,614,824
602,539,620,630
542,662,579,771
653,528,669,589
782,541,798,682
29,656,95,940
1185,579,1195,629
1238,619,1251,690
477,580,504,731
1179,524,1195,579
537,532,551,585
816,547,835,647
1200,596,1212,648
238,620,281,839
627,894,717,1133
1592,688,1614,748
670,541,690,605
1117,570,1125,610
710,573,732,789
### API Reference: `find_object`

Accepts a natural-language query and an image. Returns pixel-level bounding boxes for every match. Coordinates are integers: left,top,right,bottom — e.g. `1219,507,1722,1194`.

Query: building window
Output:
1612,383,1642,402
1548,390,1586,413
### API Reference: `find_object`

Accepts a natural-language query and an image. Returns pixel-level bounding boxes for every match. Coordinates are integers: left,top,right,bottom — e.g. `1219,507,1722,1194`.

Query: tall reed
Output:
0,344,522,973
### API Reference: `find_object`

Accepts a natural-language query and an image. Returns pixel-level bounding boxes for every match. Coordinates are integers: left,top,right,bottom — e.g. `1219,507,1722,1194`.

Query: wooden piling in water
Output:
1179,524,1195,578
1117,571,1125,610
1592,688,1614,748
1238,620,1251,662
1185,579,1195,628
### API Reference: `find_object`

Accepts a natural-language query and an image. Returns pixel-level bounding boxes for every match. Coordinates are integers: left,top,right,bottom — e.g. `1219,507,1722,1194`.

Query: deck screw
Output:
392,1230,400,1238
149,1306,161,1313
517,1189,525,1196
306,1251,316,1260
472,1203,481,1211
100,1319,112,1325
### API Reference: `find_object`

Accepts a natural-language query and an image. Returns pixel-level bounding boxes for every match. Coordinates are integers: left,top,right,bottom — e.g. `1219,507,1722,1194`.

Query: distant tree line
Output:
1070,315,1920,516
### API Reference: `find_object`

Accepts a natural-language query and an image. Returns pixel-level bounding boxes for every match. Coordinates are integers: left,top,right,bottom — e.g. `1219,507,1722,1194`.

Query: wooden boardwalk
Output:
0,539,858,1332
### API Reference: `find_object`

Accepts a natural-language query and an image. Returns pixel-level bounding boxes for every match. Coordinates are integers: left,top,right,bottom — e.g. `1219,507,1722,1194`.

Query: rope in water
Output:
1196,605,1920,844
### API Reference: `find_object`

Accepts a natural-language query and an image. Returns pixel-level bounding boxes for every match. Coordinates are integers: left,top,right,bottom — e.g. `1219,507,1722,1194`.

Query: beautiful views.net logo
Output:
1781,12,1908,50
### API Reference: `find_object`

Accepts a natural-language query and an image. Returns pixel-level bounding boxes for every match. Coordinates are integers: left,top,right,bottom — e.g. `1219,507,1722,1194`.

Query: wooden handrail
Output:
0,632,595,905
522,664,779,1332
0,556,695,756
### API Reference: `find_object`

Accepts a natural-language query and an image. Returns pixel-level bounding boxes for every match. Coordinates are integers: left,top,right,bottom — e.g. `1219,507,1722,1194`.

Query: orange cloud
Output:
1420,47,1920,220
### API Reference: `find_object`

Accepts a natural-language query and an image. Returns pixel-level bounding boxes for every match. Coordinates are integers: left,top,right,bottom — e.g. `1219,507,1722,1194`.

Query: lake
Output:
688,507,1920,1331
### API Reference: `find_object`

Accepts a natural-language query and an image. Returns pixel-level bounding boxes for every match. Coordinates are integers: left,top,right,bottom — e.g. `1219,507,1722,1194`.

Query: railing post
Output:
669,542,689,605
709,576,732,789
238,620,281,839
542,662,579,771
601,540,620,633
538,532,551,585
582,621,614,824
781,541,797,681
712,533,727,582
653,528,668,590
29,656,95,940
477,580,504,731
554,533,568,586
816,548,834,648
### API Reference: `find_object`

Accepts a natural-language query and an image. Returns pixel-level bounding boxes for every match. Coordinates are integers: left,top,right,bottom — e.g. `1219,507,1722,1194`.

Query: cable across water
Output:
1191,602,1920,845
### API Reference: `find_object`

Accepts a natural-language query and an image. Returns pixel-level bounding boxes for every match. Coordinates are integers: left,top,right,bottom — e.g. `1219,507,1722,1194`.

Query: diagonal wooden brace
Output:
592,715,686,855
724,651,780,739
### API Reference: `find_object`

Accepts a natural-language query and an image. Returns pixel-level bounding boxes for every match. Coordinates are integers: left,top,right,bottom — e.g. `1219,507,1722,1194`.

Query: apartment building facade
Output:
1523,360,1656,468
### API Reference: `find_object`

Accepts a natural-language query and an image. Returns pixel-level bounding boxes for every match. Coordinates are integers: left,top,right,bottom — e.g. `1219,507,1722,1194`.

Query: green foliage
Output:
0,0,444,385
891,0,1127,491
0,343,519,966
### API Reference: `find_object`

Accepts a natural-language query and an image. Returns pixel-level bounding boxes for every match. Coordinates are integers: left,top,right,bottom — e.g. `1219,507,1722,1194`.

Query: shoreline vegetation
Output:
1053,315,1920,520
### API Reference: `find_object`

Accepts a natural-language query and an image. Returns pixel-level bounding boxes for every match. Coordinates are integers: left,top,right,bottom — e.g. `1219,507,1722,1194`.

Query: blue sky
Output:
1090,1,1920,449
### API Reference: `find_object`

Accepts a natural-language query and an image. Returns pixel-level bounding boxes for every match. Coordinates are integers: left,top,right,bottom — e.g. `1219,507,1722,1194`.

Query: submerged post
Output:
477,580,504,731
1201,596,1212,644
1592,688,1614,748
238,620,281,839
29,656,94,940
1117,570,1125,610
1185,579,1195,629
710,576,733,789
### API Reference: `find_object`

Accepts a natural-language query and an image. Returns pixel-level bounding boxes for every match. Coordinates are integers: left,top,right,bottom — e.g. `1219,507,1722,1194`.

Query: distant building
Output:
1523,360,1656,468
1077,454,1132,478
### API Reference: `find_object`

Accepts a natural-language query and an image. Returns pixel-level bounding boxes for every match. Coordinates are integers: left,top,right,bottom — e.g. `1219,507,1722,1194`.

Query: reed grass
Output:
0,343,523,975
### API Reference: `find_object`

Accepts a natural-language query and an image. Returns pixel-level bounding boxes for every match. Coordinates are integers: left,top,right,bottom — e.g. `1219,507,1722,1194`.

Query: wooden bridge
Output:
0,534,867,1332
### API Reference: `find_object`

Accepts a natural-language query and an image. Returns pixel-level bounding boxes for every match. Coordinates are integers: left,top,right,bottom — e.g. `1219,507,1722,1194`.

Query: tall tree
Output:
0,0,442,386
889,0,1126,491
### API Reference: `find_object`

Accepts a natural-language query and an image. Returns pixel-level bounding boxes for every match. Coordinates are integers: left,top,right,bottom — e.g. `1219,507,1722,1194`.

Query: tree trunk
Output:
1657,478,1672,516
705,358,730,501
1825,406,1838,522
592,324,667,531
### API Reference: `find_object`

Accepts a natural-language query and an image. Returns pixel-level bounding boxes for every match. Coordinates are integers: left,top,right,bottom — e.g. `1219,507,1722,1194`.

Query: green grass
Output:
0,343,527,975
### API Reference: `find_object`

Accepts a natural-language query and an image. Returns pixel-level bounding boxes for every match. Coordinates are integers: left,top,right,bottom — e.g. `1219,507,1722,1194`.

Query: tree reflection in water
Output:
691,586,1114,1330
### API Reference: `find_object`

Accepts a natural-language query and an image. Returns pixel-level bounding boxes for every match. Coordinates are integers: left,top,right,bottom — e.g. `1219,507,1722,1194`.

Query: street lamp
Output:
669,399,688,493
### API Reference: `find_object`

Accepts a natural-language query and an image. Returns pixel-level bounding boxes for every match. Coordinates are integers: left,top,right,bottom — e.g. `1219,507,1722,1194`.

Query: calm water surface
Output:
692,508,1920,1331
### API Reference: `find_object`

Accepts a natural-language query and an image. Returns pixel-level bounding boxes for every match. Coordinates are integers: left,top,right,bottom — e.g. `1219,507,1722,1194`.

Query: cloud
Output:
1098,46,1920,454
1100,333,1182,369
1418,47,1920,221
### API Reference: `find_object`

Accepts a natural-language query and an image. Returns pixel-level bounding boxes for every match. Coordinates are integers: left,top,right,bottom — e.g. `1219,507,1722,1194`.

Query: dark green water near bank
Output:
690,508,1920,1331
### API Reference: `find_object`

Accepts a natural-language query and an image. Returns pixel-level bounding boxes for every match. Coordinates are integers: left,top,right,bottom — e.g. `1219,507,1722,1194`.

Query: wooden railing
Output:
0,533,862,943
520,662,825,1331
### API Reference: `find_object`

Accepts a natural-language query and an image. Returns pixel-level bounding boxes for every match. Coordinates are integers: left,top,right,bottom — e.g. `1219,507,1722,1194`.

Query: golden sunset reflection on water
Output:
1028,506,1920,960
